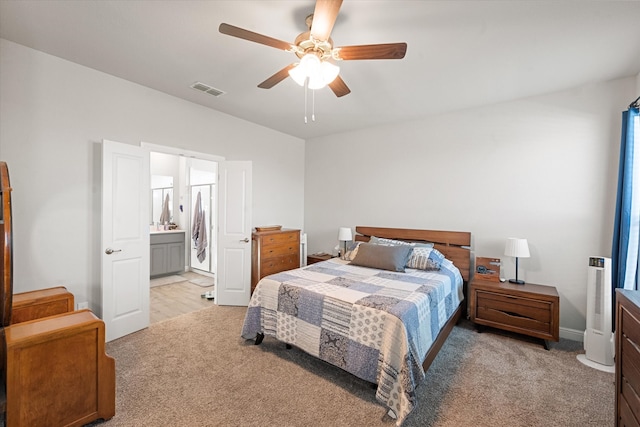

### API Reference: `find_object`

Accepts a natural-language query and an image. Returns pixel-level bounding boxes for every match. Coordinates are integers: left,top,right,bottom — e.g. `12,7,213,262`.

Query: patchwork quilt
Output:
241,257,464,425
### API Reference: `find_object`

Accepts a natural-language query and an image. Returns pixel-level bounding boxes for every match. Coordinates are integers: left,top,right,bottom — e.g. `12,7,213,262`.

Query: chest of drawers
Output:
251,228,300,294
616,289,640,426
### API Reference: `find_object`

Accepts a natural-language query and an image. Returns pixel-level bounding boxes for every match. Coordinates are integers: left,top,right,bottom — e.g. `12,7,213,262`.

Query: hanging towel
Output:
192,191,207,262
192,191,202,246
159,193,170,224
196,209,208,263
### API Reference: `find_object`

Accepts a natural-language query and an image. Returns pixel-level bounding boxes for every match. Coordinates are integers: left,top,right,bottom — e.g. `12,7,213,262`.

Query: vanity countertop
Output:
150,229,186,235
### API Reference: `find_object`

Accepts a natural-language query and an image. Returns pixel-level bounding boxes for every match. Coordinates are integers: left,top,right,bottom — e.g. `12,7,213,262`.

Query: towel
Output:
196,209,208,263
159,193,170,224
192,191,208,262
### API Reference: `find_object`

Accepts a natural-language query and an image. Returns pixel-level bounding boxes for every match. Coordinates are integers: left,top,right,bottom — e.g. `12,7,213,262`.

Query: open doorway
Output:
149,149,220,322
102,140,252,339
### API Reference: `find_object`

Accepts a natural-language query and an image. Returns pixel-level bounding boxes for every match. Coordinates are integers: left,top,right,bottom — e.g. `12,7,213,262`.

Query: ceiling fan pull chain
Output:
312,88,316,122
304,79,308,124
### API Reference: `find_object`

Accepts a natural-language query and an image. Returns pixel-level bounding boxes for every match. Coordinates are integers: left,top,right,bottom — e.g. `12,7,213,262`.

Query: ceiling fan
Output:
219,0,407,97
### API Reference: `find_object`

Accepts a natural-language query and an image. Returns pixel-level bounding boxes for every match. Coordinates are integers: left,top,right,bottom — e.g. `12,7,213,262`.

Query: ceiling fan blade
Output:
219,23,293,51
328,75,351,97
258,64,297,89
335,43,407,60
310,0,343,41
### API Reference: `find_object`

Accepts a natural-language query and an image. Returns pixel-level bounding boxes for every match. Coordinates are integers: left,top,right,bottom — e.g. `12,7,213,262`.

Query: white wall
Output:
0,39,305,309
304,76,636,334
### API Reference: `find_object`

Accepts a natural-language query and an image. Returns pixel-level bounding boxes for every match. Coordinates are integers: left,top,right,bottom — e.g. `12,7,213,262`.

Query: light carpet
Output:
91,305,614,427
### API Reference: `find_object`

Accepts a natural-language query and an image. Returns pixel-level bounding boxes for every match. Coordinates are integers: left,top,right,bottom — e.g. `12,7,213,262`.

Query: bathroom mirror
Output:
151,175,173,225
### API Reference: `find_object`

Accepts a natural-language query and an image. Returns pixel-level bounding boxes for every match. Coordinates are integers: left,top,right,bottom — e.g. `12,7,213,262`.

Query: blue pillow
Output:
406,247,445,271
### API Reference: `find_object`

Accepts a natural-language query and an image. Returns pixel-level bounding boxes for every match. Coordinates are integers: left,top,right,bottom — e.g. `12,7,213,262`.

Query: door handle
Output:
241,238,250,243
105,248,122,255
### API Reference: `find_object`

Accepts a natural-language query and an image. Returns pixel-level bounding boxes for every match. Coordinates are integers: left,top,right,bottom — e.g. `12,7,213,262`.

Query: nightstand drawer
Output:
476,291,552,324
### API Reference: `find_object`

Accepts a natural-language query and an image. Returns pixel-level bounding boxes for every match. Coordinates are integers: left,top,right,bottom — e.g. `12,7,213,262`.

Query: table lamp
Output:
504,238,530,284
338,227,353,260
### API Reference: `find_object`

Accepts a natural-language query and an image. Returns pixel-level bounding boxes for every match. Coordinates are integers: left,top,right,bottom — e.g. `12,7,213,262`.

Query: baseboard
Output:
560,327,584,342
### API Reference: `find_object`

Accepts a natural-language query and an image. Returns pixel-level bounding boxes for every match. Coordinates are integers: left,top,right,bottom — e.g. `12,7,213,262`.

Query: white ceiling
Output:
1,1,639,140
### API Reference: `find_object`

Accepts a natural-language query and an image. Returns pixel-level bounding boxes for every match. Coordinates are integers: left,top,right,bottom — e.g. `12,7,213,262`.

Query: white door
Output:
216,161,252,306
102,140,150,341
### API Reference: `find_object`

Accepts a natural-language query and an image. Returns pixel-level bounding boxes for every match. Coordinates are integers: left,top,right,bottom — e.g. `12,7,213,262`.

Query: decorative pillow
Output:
350,243,413,272
369,236,414,246
345,241,362,261
369,236,434,248
406,247,445,271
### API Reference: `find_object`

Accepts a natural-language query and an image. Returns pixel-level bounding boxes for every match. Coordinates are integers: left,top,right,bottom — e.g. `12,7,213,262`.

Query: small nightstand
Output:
469,277,560,350
307,253,334,265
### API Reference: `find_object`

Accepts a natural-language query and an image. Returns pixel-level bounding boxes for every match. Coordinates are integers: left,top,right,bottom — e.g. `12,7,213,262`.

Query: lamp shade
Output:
338,227,353,242
504,238,530,258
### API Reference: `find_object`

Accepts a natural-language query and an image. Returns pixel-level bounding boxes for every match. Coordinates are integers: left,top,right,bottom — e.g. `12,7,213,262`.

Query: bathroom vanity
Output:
150,230,186,277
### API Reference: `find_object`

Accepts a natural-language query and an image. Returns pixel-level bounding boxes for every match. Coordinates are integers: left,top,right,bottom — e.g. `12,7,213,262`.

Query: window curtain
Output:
612,103,640,301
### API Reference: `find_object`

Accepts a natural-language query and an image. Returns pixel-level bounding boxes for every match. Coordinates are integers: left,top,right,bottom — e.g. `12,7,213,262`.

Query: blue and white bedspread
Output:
241,257,464,425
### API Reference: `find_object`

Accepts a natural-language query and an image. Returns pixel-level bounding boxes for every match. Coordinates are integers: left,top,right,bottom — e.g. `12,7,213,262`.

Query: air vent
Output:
190,82,225,97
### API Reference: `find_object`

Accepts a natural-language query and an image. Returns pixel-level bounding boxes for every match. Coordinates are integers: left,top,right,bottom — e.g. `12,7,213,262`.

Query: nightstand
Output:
307,253,334,265
469,277,560,350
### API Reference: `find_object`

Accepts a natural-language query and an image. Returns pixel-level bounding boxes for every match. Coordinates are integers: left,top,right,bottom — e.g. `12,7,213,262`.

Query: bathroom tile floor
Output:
150,271,215,324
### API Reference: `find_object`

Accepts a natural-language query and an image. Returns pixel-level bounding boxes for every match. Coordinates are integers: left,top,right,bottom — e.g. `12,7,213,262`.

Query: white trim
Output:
560,327,585,342
141,142,225,162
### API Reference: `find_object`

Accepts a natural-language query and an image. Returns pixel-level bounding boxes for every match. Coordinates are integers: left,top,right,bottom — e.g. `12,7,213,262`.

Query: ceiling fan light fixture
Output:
288,62,308,86
320,60,340,84
288,53,339,89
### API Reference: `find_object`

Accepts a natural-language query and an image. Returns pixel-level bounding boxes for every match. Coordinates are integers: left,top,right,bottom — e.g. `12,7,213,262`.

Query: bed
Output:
241,226,471,425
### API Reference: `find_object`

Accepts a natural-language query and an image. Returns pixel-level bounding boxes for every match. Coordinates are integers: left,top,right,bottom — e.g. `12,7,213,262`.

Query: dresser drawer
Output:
260,231,299,247
622,333,640,420
620,393,640,427
623,307,640,352
260,241,299,260
261,254,300,277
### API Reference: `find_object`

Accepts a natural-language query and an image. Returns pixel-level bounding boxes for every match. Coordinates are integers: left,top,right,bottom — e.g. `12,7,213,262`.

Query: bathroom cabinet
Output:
150,231,186,277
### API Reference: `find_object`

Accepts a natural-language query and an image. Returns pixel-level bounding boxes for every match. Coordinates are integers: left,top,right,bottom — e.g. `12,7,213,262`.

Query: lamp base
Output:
508,279,525,285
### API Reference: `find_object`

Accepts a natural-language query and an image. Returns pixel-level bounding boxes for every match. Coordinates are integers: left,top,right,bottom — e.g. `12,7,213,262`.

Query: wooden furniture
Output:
249,226,471,423
11,286,74,324
353,226,471,371
307,253,334,265
251,228,300,294
5,310,115,426
615,289,640,426
150,230,186,277
354,226,471,282
0,161,116,426
469,277,560,349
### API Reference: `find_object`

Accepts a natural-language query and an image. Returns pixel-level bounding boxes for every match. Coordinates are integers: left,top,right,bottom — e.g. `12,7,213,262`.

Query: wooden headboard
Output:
354,226,472,282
